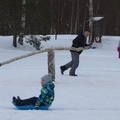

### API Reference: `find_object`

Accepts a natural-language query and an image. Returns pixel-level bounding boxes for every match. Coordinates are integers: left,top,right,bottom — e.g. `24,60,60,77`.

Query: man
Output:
60,29,91,76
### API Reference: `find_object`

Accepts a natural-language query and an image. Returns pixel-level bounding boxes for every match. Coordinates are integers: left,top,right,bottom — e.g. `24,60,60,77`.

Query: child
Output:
12,74,55,109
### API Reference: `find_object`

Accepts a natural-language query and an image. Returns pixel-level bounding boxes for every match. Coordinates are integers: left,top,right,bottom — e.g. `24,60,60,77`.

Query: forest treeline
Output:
0,0,120,36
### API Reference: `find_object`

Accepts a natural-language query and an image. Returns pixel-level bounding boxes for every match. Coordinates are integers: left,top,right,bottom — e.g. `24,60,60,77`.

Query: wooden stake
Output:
48,50,55,81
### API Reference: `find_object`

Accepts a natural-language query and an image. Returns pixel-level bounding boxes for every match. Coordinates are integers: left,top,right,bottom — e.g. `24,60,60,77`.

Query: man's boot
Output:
60,66,67,75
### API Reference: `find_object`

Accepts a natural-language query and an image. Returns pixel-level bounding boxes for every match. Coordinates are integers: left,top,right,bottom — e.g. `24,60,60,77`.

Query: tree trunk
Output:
13,0,17,47
18,0,26,45
70,0,74,34
13,33,17,47
21,0,26,30
50,0,54,34
75,0,79,34
89,0,93,43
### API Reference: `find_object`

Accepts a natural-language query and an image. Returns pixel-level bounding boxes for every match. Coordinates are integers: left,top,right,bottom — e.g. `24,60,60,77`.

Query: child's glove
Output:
34,105,40,110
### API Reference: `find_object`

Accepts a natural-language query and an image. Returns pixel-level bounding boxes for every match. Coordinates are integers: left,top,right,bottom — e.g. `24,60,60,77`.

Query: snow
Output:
0,35,120,120
93,17,104,21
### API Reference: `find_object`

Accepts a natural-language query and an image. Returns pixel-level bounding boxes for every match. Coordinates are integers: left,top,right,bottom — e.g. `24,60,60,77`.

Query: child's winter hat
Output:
41,73,52,85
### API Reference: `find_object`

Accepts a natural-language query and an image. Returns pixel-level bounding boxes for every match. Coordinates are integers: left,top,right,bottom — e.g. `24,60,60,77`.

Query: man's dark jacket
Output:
70,32,88,54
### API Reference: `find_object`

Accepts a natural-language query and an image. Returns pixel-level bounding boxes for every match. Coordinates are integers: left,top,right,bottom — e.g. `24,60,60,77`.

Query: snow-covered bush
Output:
25,35,51,50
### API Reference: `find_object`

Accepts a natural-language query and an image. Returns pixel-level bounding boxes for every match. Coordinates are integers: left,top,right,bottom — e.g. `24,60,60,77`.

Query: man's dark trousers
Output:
65,52,79,74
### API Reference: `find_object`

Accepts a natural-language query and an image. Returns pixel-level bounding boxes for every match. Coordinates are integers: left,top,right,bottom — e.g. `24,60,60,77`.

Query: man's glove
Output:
85,44,92,49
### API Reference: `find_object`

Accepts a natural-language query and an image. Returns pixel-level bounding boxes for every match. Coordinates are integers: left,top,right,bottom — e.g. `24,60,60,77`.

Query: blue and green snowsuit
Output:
35,81,55,106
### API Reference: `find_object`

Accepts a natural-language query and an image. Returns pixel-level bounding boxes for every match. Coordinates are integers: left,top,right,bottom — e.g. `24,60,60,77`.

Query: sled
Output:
12,102,50,110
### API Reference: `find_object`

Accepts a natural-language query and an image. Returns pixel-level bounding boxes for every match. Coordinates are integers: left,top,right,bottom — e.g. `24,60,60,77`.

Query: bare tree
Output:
13,0,18,47
74,0,80,34
89,0,93,43
18,0,26,45
70,0,74,34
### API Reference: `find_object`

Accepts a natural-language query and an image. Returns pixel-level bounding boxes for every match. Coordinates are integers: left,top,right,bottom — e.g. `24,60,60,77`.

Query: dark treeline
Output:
0,0,120,36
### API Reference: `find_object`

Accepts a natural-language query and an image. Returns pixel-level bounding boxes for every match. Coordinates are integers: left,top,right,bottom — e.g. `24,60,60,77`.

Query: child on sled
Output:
12,74,55,110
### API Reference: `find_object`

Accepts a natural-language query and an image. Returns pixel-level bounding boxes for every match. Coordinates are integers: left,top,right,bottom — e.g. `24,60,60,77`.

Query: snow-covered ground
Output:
0,35,120,120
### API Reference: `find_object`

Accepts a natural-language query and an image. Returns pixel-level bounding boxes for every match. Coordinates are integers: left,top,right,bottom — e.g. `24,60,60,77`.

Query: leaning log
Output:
0,46,91,67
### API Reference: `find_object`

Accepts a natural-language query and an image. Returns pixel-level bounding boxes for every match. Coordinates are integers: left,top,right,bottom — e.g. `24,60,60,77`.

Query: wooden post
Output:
48,50,55,81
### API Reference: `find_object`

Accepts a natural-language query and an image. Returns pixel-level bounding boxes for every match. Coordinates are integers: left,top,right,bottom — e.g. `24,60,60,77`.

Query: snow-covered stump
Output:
48,50,55,81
